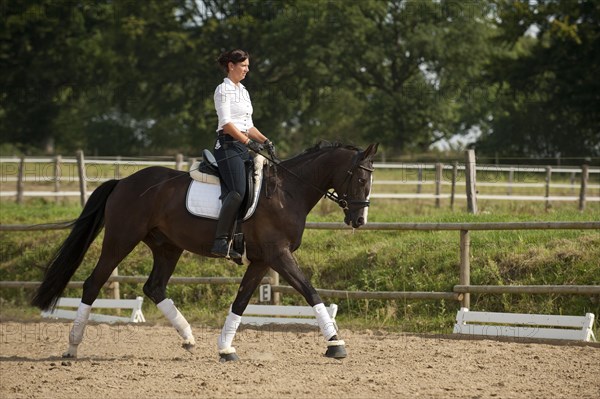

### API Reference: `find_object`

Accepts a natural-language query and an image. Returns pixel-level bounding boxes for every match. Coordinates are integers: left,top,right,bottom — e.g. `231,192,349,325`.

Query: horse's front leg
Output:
271,249,347,359
217,261,269,362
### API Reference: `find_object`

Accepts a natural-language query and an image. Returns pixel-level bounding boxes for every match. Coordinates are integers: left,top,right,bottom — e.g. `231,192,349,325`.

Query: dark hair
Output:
217,49,249,73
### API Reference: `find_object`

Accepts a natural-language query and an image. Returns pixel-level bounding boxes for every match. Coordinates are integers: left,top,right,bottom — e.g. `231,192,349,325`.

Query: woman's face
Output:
228,59,249,84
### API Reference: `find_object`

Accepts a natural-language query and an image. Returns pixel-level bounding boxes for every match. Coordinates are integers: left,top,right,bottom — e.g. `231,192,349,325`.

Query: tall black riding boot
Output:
211,192,243,260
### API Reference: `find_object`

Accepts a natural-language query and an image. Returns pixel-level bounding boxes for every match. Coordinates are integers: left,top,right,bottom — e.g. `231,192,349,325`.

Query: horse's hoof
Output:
219,352,240,362
182,342,195,353
62,352,76,359
325,340,347,359
325,345,347,359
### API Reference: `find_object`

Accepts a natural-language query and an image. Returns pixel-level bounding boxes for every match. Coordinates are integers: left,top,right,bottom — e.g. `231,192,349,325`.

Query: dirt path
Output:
1,321,598,398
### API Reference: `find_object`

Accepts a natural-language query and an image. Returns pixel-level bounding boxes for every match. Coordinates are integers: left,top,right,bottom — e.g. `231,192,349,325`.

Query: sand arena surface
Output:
0,321,599,398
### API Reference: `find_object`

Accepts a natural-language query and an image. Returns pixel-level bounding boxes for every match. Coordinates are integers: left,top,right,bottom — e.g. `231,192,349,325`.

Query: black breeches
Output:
214,138,249,199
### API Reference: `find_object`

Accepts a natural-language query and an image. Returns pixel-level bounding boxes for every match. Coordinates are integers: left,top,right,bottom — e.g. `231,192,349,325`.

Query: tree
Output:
1,1,114,153
308,0,497,155
477,0,600,158
6,1,594,159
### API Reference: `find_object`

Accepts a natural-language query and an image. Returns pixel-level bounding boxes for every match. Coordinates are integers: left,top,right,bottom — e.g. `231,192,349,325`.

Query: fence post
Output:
115,155,121,179
450,161,457,210
507,167,514,196
175,154,184,171
579,165,589,212
465,150,478,214
545,166,552,211
268,269,280,305
435,163,442,208
416,166,423,194
570,171,576,194
76,150,87,206
107,268,120,303
54,155,61,202
188,157,197,171
459,230,471,309
16,156,25,205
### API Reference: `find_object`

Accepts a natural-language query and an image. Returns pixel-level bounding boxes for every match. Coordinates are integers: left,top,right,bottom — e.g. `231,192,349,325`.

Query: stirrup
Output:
211,239,242,260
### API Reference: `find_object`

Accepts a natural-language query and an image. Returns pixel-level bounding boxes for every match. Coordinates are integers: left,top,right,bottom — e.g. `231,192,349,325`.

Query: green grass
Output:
1,197,599,335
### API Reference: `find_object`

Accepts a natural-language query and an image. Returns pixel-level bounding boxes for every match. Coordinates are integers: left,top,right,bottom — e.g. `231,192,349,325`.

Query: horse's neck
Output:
280,149,346,214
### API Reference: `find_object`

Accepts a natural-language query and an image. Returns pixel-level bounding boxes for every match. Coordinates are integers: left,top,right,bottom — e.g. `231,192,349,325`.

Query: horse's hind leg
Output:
142,237,194,351
63,233,142,358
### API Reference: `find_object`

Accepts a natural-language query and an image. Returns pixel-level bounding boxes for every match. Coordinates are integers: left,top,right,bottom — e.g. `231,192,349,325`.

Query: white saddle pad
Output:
186,155,266,221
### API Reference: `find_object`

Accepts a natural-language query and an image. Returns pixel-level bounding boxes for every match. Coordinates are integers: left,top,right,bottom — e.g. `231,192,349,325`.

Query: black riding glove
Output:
246,139,264,153
264,140,277,160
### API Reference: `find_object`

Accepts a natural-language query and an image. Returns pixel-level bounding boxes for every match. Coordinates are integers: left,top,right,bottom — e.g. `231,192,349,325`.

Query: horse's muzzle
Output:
345,211,366,228
354,216,365,228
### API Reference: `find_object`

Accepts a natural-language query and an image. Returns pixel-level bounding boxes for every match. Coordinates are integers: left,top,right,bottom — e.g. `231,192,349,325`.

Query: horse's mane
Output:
282,141,360,167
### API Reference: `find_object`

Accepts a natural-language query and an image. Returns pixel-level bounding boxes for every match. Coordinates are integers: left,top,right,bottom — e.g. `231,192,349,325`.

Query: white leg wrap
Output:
64,303,91,357
157,299,195,345
69,303,91,345
313,303,338,341
217,311,242,352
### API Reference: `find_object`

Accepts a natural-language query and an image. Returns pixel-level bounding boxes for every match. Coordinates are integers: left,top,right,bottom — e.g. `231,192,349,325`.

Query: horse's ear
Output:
362,143,379,160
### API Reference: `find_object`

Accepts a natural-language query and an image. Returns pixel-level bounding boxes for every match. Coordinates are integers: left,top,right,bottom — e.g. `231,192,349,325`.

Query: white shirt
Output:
214,77,254,133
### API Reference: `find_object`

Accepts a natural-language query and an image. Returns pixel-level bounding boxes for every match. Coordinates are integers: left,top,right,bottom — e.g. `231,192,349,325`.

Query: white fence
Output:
1,152,598,208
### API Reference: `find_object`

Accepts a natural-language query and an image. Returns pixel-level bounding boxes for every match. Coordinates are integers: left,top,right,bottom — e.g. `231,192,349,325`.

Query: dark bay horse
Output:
32,141,378,361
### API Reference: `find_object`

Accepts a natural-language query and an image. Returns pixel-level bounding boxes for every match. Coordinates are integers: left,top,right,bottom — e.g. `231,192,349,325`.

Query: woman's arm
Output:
247,126,268,143
222,123,253,144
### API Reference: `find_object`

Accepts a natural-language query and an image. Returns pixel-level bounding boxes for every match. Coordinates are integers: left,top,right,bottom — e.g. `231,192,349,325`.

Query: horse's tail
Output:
31,179,120,311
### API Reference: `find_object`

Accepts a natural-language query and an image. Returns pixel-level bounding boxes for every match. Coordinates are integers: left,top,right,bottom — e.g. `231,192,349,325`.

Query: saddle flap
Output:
203,149,218,170
186,154,267,221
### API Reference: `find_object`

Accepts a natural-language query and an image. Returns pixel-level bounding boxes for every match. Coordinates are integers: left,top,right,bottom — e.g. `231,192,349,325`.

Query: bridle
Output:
325,151,374,210
264,149,374,211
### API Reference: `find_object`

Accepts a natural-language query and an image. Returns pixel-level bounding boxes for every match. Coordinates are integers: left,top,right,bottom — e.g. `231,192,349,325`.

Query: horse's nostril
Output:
357,217,364,226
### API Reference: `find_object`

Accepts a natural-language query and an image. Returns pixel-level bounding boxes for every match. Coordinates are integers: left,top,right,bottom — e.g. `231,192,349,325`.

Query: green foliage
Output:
3,1,597,159
478,0,600,158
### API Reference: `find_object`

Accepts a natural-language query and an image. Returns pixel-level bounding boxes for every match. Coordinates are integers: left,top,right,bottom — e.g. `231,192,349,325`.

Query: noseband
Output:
325,152,374,210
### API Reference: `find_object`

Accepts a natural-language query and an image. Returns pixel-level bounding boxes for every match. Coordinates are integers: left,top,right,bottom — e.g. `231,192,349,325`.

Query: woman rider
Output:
211,49,274,259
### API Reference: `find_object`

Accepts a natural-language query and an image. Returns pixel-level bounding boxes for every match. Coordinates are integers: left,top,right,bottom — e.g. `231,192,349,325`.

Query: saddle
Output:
186,149,266,222
189,149,220,185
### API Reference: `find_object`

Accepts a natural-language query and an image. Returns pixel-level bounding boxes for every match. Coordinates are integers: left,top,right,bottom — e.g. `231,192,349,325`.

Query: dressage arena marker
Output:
240,304,338,326
453,308,596,342
41,297,145,324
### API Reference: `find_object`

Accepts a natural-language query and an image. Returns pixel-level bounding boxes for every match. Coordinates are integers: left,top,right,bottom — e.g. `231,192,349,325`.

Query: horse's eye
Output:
358,178,366,184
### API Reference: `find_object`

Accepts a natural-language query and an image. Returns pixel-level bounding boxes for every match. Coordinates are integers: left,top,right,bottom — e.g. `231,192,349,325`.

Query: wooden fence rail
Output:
2,152,599,210
0,276,272,289
305,221,600,231
1,221,598,308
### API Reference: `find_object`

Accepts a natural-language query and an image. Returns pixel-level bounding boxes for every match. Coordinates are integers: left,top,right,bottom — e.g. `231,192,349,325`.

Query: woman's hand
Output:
246,139,264,153
264,140,277,160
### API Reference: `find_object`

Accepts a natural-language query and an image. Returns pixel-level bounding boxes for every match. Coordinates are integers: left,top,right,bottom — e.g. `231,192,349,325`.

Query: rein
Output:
262,150,374,210
139,147,374,210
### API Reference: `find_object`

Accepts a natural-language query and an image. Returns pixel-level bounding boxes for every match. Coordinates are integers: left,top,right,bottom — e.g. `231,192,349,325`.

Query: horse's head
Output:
336,143,378,228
